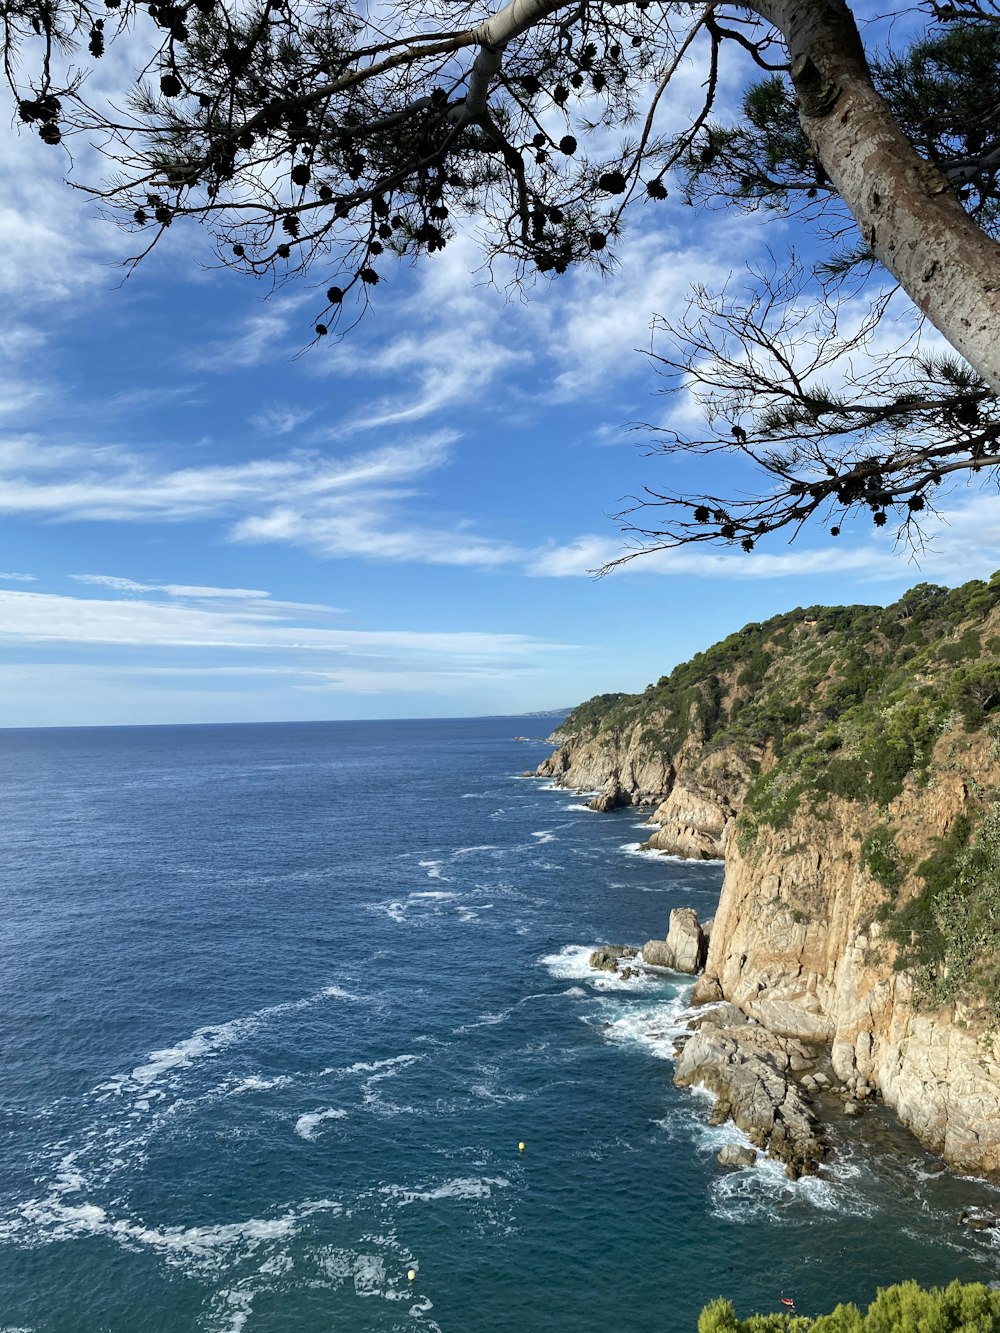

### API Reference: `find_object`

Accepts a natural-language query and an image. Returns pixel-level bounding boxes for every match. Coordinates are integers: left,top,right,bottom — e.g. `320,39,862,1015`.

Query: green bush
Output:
885,808,1000,1016
944,663,1000,731
698,1280,1000,1331
860,825,903,892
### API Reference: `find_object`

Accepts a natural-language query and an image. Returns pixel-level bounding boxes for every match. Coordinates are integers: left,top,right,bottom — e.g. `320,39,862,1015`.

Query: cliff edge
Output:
538,577,1000,1175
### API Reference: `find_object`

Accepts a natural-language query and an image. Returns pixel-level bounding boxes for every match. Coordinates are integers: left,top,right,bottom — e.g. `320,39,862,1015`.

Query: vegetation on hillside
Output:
698,1280,1000,1331
558,574,1000,1016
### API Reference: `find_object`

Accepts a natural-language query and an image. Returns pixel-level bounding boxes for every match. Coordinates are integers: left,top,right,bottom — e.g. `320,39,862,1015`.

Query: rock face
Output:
642,908,707,974
691,740,1000,1175
643,752,744,859
536,728,674,808
588,784,631,813
641,939,676,969
674,1012,827,1177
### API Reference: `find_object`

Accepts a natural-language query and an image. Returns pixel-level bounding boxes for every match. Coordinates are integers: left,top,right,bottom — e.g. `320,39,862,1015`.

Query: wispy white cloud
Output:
0,588,574,665
295,208,770,451
70,574,271,599
229,502,522,567
0,429,524,569
194,294,310,371
0,125,123,308
0,570,35,582
528,222,742,404
310,237,521,433
251,404,315,435
0,431,446,519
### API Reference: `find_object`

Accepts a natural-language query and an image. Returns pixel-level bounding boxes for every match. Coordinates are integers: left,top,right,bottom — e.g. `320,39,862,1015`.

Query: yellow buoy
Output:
518,1141,525,1152
407,1270,416,1283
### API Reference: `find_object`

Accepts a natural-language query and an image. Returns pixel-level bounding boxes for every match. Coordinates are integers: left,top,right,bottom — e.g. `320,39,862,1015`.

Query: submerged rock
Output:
589,948,620,973
959,1208,1000,1230
717,1143,756,1168
589,944,638,973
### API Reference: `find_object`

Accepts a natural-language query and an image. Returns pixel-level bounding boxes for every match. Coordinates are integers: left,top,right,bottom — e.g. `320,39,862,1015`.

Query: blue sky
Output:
4,89,1000,727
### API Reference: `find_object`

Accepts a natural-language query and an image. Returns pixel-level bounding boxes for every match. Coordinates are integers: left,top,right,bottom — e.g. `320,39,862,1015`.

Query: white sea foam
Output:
562,802,597,812
213,1286,254,1333
618,841,674,862
538,944,664,992
321,985,357,1000
381,1176,510,1206
470,1078,528,1105
618,841,724,866
317,1245,418,1303
100,984,356,1097
451,987,559,1036
539,944,603,981
459,1009,511,1030
52,1155,86,1196
332,1054,422,1078
5,1194,342,1273
329,1053,425,1118
224,1075,294,1097
417,860,450,881
598,996,690,1059
370,888,466,922
294,1107,348,1141
709,1151,875,1223
531,830,557,843
452,844,499,856
649,1092,877,1225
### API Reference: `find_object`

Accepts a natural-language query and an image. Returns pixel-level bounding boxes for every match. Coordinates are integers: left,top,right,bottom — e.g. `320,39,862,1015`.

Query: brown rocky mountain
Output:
538,576,1000,1175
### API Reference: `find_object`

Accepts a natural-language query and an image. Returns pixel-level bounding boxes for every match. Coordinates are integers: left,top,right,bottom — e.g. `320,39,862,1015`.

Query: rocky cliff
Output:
539,577,1000,1175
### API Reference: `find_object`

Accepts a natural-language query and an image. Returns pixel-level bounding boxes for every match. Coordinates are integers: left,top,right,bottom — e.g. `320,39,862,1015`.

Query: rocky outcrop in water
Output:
589,944,638,973
642,907,707,974
674,1006,827,1177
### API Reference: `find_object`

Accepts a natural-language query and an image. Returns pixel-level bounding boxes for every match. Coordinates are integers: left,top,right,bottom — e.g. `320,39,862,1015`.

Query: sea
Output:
1,716,998,1333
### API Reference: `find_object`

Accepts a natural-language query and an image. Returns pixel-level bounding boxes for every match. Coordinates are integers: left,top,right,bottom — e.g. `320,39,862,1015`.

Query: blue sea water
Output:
1,717,998,1333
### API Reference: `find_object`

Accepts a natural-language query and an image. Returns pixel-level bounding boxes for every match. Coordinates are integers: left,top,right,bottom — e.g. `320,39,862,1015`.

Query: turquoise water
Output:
0,717,998,1332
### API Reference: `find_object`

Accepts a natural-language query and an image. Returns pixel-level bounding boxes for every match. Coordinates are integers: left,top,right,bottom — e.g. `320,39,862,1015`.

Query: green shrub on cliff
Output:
698,1280,1000,1331
888,805,1000,1017
860,825,904,893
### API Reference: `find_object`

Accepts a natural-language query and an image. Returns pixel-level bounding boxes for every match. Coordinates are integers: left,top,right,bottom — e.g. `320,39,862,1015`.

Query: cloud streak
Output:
0,587,573,661
71,574,271,598
0,430,526,568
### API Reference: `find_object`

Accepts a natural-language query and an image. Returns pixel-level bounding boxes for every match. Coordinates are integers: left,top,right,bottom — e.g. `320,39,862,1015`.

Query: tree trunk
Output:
752,0,1000,392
